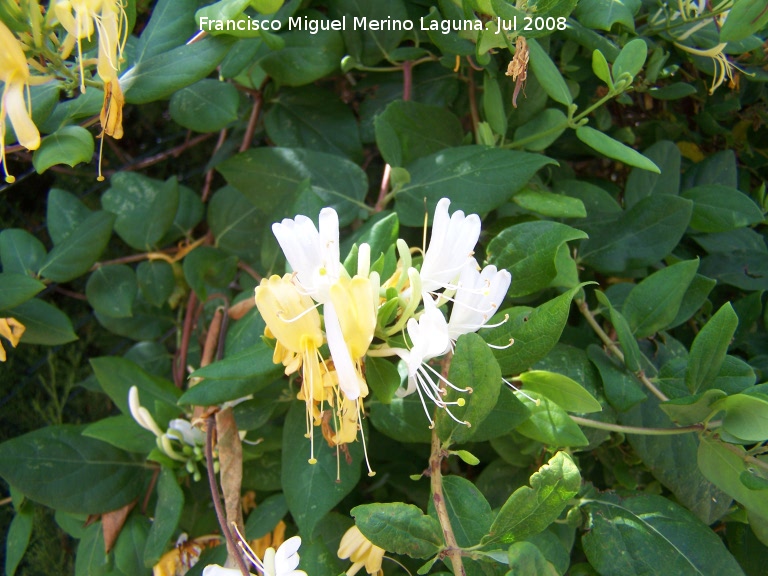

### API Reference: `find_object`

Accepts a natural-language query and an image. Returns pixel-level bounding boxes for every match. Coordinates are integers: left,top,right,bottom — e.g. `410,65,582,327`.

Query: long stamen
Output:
356,399,376,477
232,522,266,573
422,362,471,393
503,377,539,404
276,301,322,323
487,337,514,350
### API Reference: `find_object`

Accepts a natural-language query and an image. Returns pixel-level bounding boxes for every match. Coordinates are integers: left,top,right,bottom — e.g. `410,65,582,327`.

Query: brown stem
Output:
122,133,213,172
576,298,669,402
89,246,178,272
202,128,228,202
205,415,250,576
430,430,466,576
239,78,268,153
175,291,198,388
141,466,161,515
53,286,87,301
237,261,262,282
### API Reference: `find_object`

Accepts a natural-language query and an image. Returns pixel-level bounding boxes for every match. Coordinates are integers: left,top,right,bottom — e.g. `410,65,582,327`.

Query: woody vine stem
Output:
430,429,466,576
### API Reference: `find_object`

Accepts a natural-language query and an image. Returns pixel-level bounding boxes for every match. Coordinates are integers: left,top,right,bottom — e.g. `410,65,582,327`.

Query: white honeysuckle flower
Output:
271,207,341,303
202,566,254,576
213,524,307,576
393,300,469,426
128,386,164,438
448,263,512,341
420,198,482,296
167,419,205,447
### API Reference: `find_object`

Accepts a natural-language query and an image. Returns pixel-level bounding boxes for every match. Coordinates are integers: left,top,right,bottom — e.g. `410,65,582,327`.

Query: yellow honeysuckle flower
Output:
674,41,745,94
0,317,25,361
338,526,385,576
0,20,40,183
255,274,326,464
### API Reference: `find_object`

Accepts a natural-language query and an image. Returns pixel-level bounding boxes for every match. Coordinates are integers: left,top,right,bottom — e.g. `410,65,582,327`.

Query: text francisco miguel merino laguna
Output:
197,14,558,34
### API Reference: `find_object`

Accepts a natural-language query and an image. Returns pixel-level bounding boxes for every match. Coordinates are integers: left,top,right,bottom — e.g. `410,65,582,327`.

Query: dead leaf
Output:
216,408,244,560
102,499,137,553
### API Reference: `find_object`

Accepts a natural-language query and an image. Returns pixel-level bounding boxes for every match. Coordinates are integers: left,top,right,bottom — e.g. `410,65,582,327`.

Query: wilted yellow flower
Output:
0,317,25,361
152,535,220,576
338,526,385,576
0,20,40,183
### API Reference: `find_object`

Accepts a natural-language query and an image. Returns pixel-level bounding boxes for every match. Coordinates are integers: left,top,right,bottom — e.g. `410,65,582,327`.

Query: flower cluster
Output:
128,386,208,480
255,198,511,472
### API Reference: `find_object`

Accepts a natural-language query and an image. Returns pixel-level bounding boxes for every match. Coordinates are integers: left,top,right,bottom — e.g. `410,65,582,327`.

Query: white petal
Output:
202,565,251,576
275,536,302,573
324,301,360,399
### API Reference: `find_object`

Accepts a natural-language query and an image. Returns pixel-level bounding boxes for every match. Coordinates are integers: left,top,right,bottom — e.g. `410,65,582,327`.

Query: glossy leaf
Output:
38,211,115,283
576,126,660,173
169,79,240,132
182,246,238,300
32,126,94,173
686,303,739,394
0,229,46,276
488,221,587,297
483,452,581,544
46,188,93,245
352,502,443,558
720,0,768,42
86,265,137,318
587,345,645,412
582,493,745,575
395,146,557,226
136,260,176,308
0,273,45,311
711,394,768,442
282,402,361,536
0,425,144,514
515,391,590,447
518,370,602,413
432,475,493,547
513,109,569,152
527,38,573,106
369,395,433,443
681,185,765,233
8,298,78,345
143,467,184,566
612,38,647,80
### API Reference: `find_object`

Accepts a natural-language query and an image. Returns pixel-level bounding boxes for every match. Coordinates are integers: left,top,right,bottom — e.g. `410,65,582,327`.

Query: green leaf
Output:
32,126,94,173
144,467,184,566
576,126,660,173
484,285,586,375
102,173,180,251
181,343,283,405
431,476,493,547
124,36,233,103
484,452,581,544
513,192,583,226
0,425,144,514
592,49,613,86
244,493,287,539
622,393,732,524
507,541,559,576
114,514,150,576
46,188,93,245
0,229,46,275
95,296,174,342
91,356,181,424
0,273,45,311
328,0,408,65
686,303,739,394
720,0,768,42
208,186,263,262
169,79,240,132
711,394,768,442
37,211,115,283
369,395,433,443
375,100,464,167
86,265,137,318
624,140,681,208
698,436,768,523
648,82,698,100
395,146,557,226
515,391,590,447
470,387,532,443
366,356,401,404
574,0,636,31
436,333,502,445
217,147,368,226
7,298,78,345
587,345,645,412
513,109,569,152
681,185,765,233
483,73,507,137
518,370,602,413
352,502,443,558
622,259,700,338
82,415,156,453
582,493,745,576
487,221,588,297
613,38,647,80
265,86,363,162
259,11,344,86
182,246,238,300
527,38,573,106
74,522,113,576
136,261,176,308
668,274,716,330
578,195,693,273
282,402,361,536
660,390,727,426
5,508,33,576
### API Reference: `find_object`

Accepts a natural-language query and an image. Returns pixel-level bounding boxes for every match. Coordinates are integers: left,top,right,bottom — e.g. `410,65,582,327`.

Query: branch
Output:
429,430,466,576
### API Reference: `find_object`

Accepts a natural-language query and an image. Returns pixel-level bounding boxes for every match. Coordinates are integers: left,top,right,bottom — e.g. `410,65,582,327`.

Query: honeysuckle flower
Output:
128,385,165,438
419,198,481,296
337,526,385,576
271,208,342,303
204,527,306,576
673,41,746,94
393,300,469,426
0,20,40,183
448,263,511,342
0,317,25,361
167,418,205,447
153,534,220,576
254,274,326,463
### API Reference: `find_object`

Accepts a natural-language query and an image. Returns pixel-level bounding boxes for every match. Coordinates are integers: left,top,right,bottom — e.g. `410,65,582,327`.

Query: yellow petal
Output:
100,77,123,138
